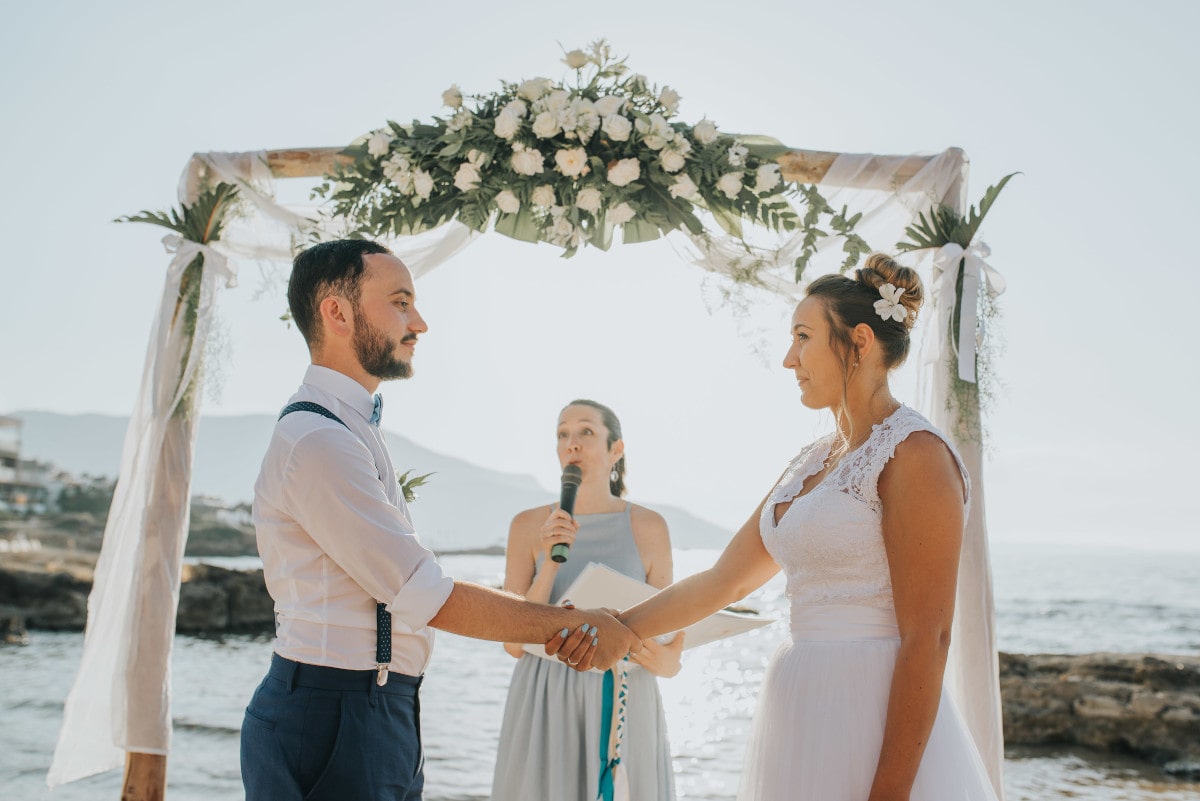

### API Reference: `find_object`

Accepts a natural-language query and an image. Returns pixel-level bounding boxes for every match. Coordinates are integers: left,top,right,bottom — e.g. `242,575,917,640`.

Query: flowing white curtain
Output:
50,148,1003,800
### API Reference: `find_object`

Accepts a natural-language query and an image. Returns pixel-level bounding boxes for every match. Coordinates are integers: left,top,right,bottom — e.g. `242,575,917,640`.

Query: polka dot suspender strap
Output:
278,402,393,687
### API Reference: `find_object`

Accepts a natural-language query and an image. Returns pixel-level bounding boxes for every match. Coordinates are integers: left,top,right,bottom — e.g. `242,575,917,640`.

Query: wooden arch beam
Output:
262,146,946,186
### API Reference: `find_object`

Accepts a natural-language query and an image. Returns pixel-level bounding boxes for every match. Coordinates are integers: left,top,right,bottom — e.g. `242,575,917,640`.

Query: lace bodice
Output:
759,406,970,610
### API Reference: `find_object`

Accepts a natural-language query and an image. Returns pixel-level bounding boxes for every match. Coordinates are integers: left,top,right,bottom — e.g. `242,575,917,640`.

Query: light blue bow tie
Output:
369,394,383,426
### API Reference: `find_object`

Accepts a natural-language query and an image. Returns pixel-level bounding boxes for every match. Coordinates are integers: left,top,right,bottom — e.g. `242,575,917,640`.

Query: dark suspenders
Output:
277,402,394,686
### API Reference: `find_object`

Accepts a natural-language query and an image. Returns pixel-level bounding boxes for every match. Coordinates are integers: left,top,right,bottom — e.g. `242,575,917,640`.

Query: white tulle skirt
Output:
737,605,999,801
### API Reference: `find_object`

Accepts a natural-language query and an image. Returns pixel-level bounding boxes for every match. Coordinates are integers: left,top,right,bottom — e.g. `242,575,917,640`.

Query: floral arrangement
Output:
319,41,822,258
896,173,1017,443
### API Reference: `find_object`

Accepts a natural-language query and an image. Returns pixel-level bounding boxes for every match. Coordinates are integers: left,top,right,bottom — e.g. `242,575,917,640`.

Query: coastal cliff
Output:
1,559,1198,775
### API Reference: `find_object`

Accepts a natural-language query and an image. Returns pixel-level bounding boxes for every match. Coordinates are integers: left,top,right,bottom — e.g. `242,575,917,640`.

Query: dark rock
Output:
1000,652,1200,771
0,566,89,629
0,604,29,644
176,564,273,634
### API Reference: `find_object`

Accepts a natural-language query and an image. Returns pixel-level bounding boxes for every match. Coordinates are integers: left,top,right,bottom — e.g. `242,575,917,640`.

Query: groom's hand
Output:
565,609,642,672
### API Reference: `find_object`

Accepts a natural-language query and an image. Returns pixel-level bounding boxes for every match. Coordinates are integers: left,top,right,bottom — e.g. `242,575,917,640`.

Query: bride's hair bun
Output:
804,252,923,369
854,253,923,331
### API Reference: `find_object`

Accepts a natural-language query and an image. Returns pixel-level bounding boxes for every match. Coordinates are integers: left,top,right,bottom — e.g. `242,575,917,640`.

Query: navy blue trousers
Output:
241,654,424,801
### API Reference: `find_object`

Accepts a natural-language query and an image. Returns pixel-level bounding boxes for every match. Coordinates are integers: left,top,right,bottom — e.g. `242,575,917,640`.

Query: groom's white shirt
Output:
253,364,453,675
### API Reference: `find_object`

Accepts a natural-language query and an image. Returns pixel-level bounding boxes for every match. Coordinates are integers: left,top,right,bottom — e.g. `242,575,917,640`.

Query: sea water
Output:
1,541,1198,800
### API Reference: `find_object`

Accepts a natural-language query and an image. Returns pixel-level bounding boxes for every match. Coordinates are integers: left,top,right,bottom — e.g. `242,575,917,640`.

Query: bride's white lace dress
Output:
739,406,999,801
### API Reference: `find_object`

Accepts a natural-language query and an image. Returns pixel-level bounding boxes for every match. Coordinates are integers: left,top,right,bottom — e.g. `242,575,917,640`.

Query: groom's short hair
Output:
288,239,392,348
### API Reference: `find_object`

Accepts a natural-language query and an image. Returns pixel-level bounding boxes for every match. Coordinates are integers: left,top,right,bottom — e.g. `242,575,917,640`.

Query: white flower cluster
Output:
328,41,800,255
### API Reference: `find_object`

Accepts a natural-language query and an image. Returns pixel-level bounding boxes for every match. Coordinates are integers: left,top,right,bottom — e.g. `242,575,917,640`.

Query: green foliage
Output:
116,182,240,245
58,478,116,516
894,173,1018,445
397,470,435,504
116,182,242,416
895,173,1017,253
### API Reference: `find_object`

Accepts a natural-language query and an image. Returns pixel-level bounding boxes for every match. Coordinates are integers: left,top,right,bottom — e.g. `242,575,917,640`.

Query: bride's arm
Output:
619,496,779,639
868,432,968,801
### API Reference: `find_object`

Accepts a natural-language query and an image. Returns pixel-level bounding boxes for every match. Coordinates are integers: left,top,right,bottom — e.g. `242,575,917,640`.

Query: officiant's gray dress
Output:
491,506,676,801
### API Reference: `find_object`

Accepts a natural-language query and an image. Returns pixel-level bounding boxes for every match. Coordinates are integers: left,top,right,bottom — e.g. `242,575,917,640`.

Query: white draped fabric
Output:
49,147,1004,800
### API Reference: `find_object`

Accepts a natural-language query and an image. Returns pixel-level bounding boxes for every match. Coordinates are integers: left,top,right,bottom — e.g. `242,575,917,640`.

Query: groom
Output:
241,239,640,801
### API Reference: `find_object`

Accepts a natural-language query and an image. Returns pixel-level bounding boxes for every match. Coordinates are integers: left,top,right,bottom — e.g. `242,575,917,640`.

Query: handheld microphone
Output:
551,465,583,563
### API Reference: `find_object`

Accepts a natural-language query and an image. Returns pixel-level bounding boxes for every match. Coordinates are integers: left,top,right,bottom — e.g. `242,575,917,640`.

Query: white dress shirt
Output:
253,365,454,675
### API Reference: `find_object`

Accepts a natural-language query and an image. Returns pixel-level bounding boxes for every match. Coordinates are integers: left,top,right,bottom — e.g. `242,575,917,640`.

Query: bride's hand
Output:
629,631,685,677
538,506,578,563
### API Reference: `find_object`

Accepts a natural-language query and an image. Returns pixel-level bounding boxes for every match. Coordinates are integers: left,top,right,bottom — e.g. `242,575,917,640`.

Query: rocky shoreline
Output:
1,558,1197,776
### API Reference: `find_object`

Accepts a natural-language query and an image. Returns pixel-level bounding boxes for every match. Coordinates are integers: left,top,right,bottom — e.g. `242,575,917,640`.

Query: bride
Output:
620,253,999,800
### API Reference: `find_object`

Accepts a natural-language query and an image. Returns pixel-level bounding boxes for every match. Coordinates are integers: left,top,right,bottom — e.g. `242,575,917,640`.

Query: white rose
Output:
541,89,571,113
531,184,556,208
601,114,632,142
607,157,641,187
563,49,589,69
669,173,699,200
672,134,693,155
635,114,672,150
556,106,578,136
658,86,681,114
717,171,744,199
366,129,394,157
608,202,636,225
593,96,625,117
494,110,521,140
555,147,589,178
693,117,719,145
502,99,528,118
412,169,434,201
754,163,782,195
447,108,473,132
550,215,575,244
568,98,599,142
575,187,603,212
454,162,481,192
727,143,749,167
660,149,686,173
495,189,521,214
442,84,463,109
382,154,410,181
518,78,552,102
466,148,487,167
532,111,561,139
511,145,546,176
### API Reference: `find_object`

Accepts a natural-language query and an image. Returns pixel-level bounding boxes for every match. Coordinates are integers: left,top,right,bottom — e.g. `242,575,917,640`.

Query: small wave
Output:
172,719,240,736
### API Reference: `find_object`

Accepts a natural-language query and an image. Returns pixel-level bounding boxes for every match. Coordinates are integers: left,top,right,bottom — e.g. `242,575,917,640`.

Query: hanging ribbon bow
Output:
930,241,1005,383
161,234,238,289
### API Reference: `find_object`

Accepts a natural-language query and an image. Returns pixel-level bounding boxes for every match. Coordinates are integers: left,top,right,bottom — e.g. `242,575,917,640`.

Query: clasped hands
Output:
543,605,642,672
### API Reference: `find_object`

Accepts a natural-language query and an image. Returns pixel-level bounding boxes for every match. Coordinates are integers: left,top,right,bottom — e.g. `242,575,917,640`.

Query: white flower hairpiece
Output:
873,283,909,324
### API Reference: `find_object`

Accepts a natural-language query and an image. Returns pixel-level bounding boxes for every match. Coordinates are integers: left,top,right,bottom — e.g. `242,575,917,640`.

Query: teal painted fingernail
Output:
561,628,569,638
582,624,593,635
592,637,599,647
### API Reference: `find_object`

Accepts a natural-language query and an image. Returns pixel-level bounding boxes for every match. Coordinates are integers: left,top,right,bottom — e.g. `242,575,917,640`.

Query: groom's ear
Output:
318,295,354,341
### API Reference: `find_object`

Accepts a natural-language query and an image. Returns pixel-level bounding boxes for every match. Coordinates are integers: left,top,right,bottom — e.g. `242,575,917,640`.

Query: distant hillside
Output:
10,411,732,551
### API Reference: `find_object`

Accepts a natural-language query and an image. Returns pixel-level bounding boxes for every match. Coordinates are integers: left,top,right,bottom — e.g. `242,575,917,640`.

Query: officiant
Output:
491,399,682,801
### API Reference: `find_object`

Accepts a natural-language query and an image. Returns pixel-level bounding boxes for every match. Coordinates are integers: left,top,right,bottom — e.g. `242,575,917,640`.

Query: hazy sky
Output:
1,0,1197,550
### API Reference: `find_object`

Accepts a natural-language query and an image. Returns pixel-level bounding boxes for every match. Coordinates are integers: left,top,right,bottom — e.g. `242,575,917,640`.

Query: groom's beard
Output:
353,313,413,381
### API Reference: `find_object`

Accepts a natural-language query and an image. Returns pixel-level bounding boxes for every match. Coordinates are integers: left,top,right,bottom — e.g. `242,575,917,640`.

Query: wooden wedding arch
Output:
49,136,1005,801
